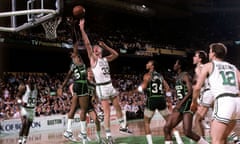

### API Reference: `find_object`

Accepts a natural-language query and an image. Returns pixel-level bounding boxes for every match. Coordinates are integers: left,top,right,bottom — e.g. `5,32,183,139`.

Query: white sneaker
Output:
106,136,114,144
63,130,73,139
78,133,88,144
119,127,133,135
18,139,22,144
235,140,240,144
78,133,91,141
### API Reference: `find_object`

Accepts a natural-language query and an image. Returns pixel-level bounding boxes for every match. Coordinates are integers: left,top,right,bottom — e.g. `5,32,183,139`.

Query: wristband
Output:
166,92,172,97
137,86,143,93
17,99,22,104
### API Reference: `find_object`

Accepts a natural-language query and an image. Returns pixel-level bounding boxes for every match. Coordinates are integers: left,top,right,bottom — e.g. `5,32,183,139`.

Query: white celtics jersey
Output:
209,60,239,99
92,57,111,84
198,64,210,91
22,84,38,108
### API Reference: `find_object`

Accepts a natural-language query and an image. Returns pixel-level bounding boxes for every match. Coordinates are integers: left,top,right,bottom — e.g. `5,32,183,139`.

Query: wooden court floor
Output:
1,119,240,144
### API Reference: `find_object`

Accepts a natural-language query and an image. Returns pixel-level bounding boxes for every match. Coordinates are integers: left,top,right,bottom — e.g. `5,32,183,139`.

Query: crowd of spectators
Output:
0,72,150,121
0,72,67,119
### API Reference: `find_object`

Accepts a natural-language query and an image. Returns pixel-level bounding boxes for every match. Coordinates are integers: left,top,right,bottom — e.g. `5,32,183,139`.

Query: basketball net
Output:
41,16,62,40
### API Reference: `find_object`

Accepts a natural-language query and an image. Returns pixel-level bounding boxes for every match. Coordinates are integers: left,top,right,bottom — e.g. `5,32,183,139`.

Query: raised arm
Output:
73,41,79,55
163,79,171,92
16,83,26,104
162,79,174,111
137,73,150,93
57,70,72,96
79,19,94,60
98,41,119,62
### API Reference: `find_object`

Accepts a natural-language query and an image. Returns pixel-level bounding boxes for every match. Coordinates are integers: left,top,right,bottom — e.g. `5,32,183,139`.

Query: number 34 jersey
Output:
145,71,167,111
209,60,239,99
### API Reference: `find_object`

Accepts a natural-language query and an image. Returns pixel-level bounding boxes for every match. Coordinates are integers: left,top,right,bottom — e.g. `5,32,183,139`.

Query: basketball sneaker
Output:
96,137,104,144
230,132,239,144
106,136,114,144
63,130,73,139
119,127,133,135
235,140,240,144
18,139,22,144
78,133,91,141
78,132,88,144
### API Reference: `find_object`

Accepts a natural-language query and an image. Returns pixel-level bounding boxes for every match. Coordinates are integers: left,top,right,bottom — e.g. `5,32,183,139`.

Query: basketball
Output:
72,5,85,19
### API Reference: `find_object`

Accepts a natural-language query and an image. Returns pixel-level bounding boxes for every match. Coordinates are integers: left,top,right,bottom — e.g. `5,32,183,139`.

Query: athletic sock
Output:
165,141,173,144
105,129,111,137
80,120,87,134
146,134,153,144
197,136,209,144
67,119,73,132
173,130,184,144
118,117,126,128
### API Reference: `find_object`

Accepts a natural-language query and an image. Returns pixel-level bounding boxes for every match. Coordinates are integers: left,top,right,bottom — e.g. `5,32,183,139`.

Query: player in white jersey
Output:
191,43,240,144
79,19,132,144
192,50,212,137
16,77,38,144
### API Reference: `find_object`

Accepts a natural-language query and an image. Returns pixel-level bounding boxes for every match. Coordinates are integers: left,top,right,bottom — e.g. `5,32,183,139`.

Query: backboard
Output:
0,0,63,33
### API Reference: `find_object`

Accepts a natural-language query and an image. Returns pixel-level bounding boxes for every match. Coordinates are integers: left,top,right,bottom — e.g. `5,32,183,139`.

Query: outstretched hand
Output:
98,41,105,47
79,18,85,30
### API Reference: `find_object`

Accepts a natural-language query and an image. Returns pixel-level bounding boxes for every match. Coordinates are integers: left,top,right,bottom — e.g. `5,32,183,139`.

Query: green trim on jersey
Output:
146,71,165,98
70,62,87,82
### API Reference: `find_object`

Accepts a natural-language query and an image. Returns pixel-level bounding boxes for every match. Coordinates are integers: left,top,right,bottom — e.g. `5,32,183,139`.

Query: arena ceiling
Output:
0,0,240,28
64,0,240,18
1,0,240,49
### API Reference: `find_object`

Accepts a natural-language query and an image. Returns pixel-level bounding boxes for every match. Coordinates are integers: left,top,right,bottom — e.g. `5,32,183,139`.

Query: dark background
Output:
0,0,240,74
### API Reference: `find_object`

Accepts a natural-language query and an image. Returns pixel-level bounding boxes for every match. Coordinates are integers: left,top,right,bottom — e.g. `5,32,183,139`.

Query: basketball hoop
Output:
41,16,62,40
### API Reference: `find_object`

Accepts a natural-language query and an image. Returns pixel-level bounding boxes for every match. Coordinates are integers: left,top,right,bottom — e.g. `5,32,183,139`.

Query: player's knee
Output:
183,129,192,137
163,124,171,134
195,113,204,122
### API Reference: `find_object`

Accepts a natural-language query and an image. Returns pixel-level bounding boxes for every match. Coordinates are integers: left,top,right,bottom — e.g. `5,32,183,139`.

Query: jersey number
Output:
74,69,81,79
175,85,183,99
102,67,110,75
28,97,36,106
151,83,163,94
220,71,236,86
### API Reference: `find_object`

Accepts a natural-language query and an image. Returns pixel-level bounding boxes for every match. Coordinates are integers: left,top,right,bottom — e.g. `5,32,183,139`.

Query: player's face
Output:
173,60,180,71
193,52,200,64
146,61,152,70
208,48,214,61
72,54,80,65
93,45,102,56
